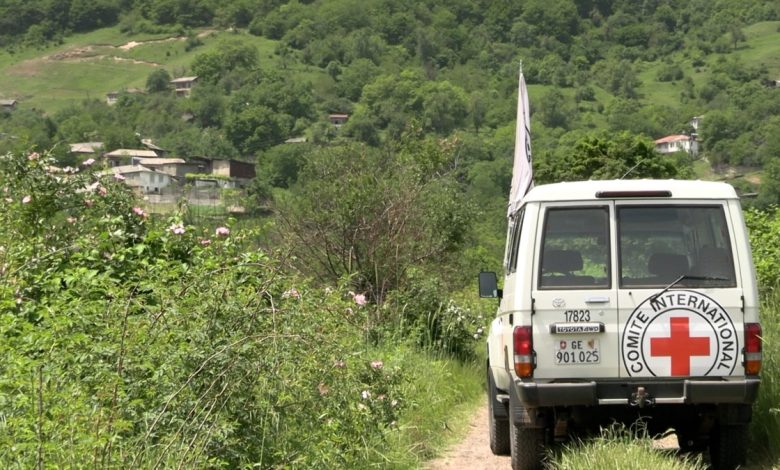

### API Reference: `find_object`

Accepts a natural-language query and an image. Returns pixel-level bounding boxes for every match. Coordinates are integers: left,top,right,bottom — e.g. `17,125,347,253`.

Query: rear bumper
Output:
515,377,760,407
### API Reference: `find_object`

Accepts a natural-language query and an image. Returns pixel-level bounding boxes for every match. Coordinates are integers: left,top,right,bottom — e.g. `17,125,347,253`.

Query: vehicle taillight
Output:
744,323,762,376
513,326,533,377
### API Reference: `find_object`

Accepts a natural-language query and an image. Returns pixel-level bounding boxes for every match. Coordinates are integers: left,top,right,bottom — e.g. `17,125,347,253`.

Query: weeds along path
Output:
425,404,510,470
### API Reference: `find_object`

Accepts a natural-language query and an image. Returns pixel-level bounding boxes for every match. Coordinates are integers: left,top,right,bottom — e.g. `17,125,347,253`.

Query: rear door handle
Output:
586,296,610,304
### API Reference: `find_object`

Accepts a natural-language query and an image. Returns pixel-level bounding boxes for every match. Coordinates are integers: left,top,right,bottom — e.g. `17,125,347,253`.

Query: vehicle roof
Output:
522,179,738,203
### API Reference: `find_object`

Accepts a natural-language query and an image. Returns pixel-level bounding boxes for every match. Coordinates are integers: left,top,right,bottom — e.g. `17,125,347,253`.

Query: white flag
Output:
507,68,532,216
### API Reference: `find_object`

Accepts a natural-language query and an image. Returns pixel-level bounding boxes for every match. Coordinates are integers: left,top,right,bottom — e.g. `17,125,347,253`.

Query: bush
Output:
0,151,408,467
744,207,780,289
384,271,487,361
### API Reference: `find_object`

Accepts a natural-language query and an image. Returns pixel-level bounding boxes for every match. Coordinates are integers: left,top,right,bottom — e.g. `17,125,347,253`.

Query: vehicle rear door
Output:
615,203,743,379
531,202,620,379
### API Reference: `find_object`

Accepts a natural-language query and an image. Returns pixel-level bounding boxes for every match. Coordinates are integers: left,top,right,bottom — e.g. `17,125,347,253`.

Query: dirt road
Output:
425,405,682,470
425,404,510,470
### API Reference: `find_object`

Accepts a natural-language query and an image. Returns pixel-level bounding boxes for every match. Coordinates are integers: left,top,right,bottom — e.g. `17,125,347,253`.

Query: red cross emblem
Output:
650,317,710,376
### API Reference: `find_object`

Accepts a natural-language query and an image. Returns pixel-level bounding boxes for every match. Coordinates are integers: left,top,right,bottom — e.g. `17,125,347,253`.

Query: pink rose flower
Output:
83,158,95,166
215,226,230,237
21,195,31,204
114,173,126,181
168,223,185,235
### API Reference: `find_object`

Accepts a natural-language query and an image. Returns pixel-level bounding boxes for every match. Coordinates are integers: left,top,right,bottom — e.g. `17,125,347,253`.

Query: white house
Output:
654,134,699,156
103,165,176,194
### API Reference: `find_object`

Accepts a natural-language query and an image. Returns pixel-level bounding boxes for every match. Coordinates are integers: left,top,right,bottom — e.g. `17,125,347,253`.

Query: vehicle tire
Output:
509,401,545,470
676,432,706,453
709,423,748,470
488,370,510,455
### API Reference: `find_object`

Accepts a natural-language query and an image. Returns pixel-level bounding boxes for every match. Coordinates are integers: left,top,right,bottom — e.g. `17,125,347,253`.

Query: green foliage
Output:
742,207,780,464
145,68,172,93
191,39,259,84
0,149,483,468
745,207,780,289
536,131,685,183
384,271,488,361
275,132,473,303
256,142,311,189
752,290,780,463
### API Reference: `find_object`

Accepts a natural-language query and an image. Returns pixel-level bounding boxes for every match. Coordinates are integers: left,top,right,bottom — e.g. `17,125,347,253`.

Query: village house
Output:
103,165,177,194
104,149,158,167
654,134,699,156
1,99,18,111
187,157,256,188
141,138,167,156
171,76,198,97
137,157,199,180
328,113,349,127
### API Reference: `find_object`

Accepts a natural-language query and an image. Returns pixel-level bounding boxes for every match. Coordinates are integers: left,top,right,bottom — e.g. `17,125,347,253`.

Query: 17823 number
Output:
563,309,590,322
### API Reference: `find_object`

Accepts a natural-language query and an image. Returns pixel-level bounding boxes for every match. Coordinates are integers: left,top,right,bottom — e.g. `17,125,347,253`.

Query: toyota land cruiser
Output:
479,179,762,470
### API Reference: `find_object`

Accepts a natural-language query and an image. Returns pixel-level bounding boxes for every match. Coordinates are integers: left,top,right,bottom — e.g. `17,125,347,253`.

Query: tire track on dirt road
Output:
425,404,511,470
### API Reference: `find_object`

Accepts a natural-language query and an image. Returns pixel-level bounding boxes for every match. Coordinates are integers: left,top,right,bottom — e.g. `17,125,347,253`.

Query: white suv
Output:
479,180,762,470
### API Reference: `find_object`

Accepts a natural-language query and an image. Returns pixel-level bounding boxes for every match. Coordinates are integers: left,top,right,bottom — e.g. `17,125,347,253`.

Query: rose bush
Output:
0,151,408,468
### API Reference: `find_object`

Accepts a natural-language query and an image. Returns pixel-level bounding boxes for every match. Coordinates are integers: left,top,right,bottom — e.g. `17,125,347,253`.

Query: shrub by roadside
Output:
0,150,485,468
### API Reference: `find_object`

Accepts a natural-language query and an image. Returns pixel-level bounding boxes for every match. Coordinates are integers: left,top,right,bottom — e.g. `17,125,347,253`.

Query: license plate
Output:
555,339,600,364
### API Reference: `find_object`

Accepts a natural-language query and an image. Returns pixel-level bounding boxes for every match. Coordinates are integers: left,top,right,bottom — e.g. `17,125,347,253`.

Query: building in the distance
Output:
171,76,198,97
654,134,699,156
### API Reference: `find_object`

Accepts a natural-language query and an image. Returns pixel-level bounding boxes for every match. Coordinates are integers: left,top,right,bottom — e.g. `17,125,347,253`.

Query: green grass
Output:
0,27,305,113
736,22,780,77
0,27,337,113
383,349,484,467
635,20,780,109
751,290,780,466
550,424,706,470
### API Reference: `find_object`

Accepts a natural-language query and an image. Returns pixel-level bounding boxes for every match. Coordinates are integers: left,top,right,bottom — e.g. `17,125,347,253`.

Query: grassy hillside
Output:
636,21,780,110
3,20,779,120
0,27,300,112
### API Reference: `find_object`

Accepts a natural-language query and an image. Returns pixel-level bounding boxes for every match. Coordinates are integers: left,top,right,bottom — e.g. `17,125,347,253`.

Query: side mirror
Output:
478,271,501,298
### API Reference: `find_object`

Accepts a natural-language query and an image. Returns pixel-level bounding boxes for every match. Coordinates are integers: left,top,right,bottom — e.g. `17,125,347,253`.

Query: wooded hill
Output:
2,0,780,212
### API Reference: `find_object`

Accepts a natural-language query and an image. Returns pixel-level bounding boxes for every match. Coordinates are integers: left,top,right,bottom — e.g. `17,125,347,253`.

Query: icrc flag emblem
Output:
621,290,739,377
507,66,532,216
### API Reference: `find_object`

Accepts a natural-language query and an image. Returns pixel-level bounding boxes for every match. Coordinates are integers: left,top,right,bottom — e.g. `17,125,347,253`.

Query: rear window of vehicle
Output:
618,205,736,288
539,207,610,289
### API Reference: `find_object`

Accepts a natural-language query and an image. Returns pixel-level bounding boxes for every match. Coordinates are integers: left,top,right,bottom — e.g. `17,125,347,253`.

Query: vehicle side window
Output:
618,205,736,288
539,207,610,289
506,207,525,273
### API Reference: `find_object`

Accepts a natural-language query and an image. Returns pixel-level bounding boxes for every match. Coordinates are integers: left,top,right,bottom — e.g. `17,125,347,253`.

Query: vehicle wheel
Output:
488,371,510,455
709,423,748,470
509,402,545,470
676,432,706,453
